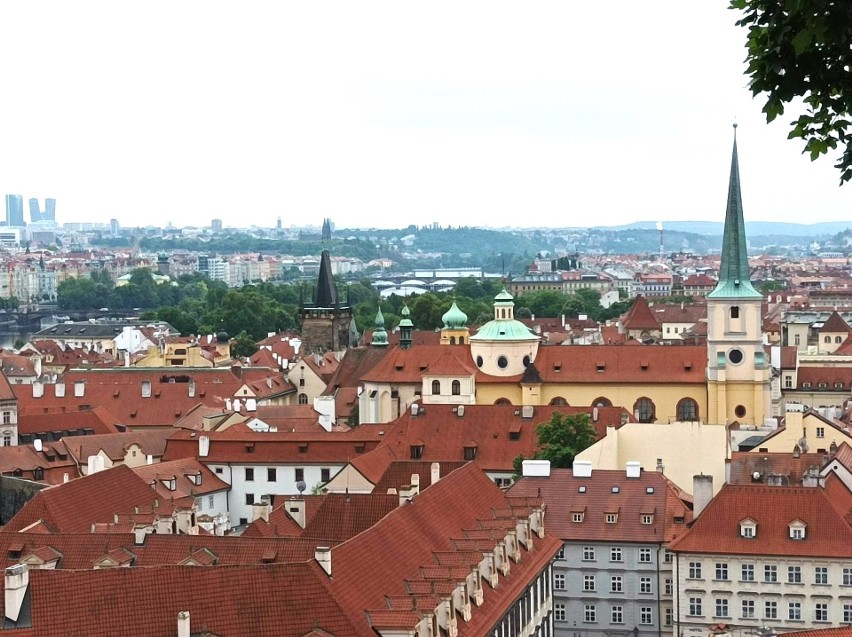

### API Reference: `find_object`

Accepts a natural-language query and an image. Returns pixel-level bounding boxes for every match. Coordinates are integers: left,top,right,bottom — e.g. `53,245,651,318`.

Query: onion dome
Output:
441,301,468,329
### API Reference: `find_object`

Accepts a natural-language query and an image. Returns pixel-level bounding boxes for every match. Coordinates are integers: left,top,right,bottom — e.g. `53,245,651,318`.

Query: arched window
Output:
633,397,656,423
592,397,612,408
825,335,831,343
449,336,456,345
836,336,843,344
730,306,740,319
451,380,461,395
431,380,441,395
550,397,568,406
677,398,699,422
494,398,512,405
298,393,308,405
458,337,465,344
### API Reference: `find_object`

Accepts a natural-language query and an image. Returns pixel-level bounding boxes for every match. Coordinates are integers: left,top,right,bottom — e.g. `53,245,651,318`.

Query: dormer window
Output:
410,445,424,459
740,518,757,538
606,513,618,524
572,512,584,523
803,382,812,389
641,514,653,525
789,520,806,540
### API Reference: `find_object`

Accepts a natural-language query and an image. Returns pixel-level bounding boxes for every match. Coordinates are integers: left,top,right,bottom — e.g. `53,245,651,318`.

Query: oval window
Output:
735,404,747,418
523,355,531,367
728,349,744,364
476,356,483,368
497,355,508,369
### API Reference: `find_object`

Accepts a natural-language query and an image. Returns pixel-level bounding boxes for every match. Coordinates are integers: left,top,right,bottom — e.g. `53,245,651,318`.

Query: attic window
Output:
788,520,806,540
640,361,649,370
611,486,620,493
113,390,120,398
571,511,584,523
835,382,845,390
7,543,23,558
684,361,693,371
606,513,618,524
553,363,562,373
803,382,812,389
463,446,477,461
642,514,654,525
395,364,403,371
740,520,757,538
410,445,424,460
646,487,655,494
245,444,255,453
298,444,308,454
596,362,605,373
578,486,586,493
355,444,365,453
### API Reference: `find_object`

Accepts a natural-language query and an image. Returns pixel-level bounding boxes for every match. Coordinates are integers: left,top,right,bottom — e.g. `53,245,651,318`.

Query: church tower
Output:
706,125,770,426
299,250,352,353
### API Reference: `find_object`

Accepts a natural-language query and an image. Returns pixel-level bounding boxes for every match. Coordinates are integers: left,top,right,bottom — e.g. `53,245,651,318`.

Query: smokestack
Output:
315,547,332,576
430,462,441,485
4,565,29,623
177,611,191,637
199,435,210,458
693,474,713,518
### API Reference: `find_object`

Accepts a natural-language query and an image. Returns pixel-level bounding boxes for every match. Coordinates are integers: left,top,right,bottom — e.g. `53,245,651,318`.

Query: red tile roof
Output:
17,405,122,438
63,429,172,464
668,481,852,557
728,451,826,486
621,295,660,331
131,458,230,500
821,310,850,333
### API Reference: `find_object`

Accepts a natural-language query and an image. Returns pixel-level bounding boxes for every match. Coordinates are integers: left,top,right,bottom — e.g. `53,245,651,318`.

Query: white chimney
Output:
252,496,272,523
225,398,232,411
592,406,599,422
430,462,441,485
146,454,153,465
573,460,593,478
245,398,257,412
86,454,105,475
32,382,43,398
315,547,332,575
198,435,210,458
33,439,42,452
63,473,69,483
74,381,84,397
4,565,28,623
522,459,551,477
288,498,306,528
693,474,714,518
177,610,191,637
188,379,196,398
233,399,242,412
626,461,641,478
55,382,65,397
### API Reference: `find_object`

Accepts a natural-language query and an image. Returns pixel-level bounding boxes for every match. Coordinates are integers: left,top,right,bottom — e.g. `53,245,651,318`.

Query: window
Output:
610,547,622,562
790,524,806,540
742,564,755,581
321,468,330,482
592,397,612,407
584,575,596,591
742,599,755,619
664,578,673,595
795,334,801,345
642,514,653,525
716,563,729,581
245,493,255,505
2,435,9,447
555,546,565,560
584,604,596,623
689,562,702,579
431,380,440,395
294,468,304,483
2,412,9,425
639,548,652,563
785,376,793,388
788,602,801,620
208,495,214,508
677,398,699,421
410,445,423,459
267,468,276,482
610,576,622,593
838,335,844,344
583,546,595,561
788,565,802,583
606,513,617,524
764,565,778,582
572,512,584,523
215,467,223,474
611,605,623,624
689,598,703,617
816,603,828,622
640,577,652,594
664,550,673,563
640,607,652,625
554,573,566,590
843,568,852,586
730,306,740,319
816,427,825,438
764,601,777,620
634,397,655,423
451,380,461,395
497,356,508,369
825,335,832,343
298,393,308,404
844,604,852,623
815,566,829,584
245,468,254,481
715,599,730,618
554,603,566,622
665,608,673,626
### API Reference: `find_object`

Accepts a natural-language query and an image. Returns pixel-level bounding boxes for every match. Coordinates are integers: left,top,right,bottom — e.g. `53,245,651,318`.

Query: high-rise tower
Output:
705,125,770,426
5,195,24,227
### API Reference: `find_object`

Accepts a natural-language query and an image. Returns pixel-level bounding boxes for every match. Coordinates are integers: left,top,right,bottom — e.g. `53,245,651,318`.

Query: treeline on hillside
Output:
136,236,380,261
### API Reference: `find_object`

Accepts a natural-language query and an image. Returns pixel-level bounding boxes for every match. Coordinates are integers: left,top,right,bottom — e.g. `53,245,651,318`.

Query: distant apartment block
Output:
5,194,24,227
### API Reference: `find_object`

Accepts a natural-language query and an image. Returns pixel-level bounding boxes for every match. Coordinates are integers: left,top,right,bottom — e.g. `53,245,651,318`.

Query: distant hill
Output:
601,221,851,236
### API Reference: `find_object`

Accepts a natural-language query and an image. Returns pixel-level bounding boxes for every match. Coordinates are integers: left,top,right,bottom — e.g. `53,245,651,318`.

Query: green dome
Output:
470,319,540,341
442,301,468,329
398,303,413,328
494,287,514,303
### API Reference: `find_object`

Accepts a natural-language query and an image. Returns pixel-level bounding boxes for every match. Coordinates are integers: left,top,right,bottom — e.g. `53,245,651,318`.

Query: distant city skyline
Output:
1,2,849,230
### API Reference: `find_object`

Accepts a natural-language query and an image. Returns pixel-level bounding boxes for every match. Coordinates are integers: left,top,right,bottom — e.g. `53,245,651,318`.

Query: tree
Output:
231,330,259,358
731,0,852,182
532,412,598,469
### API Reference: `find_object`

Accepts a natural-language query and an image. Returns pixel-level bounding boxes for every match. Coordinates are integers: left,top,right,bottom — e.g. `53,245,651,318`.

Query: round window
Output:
728,349,744,364
497,355,508,369
735,404,747,418
523,355,531,367
475,355,483,368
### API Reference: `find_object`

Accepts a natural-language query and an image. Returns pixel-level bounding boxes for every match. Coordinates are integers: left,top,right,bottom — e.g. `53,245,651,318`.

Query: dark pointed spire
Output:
708,124,762,300
315,250,338,307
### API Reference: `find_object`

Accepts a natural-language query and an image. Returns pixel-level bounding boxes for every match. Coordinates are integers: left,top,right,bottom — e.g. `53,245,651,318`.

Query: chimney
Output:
430,462,441,485
124,350,130,367
693,474,713,518
63,473,69,483
656,458,664,473
287,498,306,528
620,412,629,425
55,382,65,397
188,379,196,398
74,381,84,397
225,398,232,411
252,496,272,523
146,454,153,465
198,435,210,458
410,473,420,495
315,547,332,576
32,382,43,398
245,398,257,412
592,406,599,422
522,459,551,477
177,611,191,637
4,564,29,624
626,461,641,478
572,460,593,478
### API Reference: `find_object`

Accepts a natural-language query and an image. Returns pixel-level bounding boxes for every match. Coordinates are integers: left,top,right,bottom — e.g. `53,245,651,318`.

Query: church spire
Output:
708,124,762,300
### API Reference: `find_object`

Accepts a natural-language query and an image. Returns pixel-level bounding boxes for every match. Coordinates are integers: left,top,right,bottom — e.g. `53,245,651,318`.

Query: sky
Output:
1,2,849,231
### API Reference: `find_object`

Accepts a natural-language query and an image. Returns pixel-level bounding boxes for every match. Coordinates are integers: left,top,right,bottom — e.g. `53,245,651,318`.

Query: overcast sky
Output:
1,2,849,230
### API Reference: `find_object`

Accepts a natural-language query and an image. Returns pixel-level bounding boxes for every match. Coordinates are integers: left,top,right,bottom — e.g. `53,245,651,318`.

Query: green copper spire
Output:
370,306,388,347
398,303,413,349
707,124,762,300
